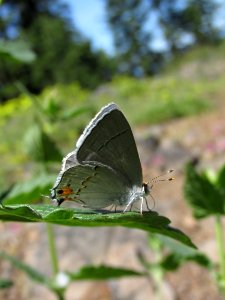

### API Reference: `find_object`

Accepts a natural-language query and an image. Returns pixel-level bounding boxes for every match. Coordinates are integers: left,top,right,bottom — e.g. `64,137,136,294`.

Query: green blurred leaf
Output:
67,265,143,280
160,251,211,271
0,251,50,287
2,174,55,205
160,234,210,266
0,185,14,204
0,40,36,63
159,253,181,271
203,169,218,184
184,164,225,218
42,98,61,120
60,105,92,121
0,278,13,289
160,246,211,270
148,235,211,271
24,125,62,162
0,204,196,248
217,164,225,191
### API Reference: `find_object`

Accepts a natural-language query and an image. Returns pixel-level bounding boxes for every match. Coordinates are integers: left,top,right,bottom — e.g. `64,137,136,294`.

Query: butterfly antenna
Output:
145,169,174,209
150,169,174,184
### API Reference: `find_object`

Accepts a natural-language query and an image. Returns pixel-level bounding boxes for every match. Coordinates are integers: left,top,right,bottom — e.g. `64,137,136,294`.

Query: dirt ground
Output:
1,102,225,300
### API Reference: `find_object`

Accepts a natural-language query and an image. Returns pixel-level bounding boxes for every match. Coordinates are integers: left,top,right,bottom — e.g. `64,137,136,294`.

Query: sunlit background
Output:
1,0,225,299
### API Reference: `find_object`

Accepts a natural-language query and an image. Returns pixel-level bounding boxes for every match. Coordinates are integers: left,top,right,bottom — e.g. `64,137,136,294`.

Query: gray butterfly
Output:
50,103,151,213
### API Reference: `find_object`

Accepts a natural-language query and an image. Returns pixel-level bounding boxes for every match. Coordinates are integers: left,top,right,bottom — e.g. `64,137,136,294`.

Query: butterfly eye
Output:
142,183,150,195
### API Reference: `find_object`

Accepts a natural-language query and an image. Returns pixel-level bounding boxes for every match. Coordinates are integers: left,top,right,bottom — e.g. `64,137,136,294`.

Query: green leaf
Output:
0,251,50,287
184,164,225,218
67,265,143,280
146,234,213,271
2,174,55,205
0,40,36,63
157,235,212,270
60,105,92,121
0,278,13,289
217,164,225,191
0,204,196,248
23,125,62,162
0,185,14,204
160,252,211,271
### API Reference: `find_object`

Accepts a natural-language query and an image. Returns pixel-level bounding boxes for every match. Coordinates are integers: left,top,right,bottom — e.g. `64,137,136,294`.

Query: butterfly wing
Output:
75,103,143,187
51,103,143,209
52,163,130,209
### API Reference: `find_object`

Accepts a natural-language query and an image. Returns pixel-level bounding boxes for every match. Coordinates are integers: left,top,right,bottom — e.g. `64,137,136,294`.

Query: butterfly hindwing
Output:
53,163,130,209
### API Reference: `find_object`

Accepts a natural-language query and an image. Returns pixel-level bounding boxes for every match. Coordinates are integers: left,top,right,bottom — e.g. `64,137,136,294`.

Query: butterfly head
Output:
142,182,151,195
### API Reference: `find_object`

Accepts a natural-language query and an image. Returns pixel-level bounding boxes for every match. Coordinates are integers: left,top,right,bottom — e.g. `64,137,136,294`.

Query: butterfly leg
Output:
129,203,134,212
123,199,134,213
140,197,144,215
108,204,117,212
145,197,151,211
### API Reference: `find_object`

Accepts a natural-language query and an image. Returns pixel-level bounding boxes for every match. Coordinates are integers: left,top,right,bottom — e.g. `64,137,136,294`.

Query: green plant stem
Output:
148,236,164,300
56,292,65,300
46,223,59,275
152,269,163,300
215,215,225,290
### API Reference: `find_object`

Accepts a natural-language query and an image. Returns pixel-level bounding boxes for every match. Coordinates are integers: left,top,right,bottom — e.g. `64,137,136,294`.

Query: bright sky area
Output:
64,0,115,54
64,0,225,54
64,0,169,54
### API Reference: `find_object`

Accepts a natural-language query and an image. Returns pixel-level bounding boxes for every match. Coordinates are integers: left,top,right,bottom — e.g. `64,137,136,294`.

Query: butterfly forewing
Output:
76,104,143,187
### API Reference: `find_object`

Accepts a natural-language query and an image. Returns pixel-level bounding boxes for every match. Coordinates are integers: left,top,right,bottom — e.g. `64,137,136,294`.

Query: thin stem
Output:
215,215,225,292
147,235,164,300
56,292,65,300
151,269,163,300
46,223,59,275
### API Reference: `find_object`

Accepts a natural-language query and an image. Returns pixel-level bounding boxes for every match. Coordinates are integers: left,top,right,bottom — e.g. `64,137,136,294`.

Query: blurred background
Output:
1,0,225,299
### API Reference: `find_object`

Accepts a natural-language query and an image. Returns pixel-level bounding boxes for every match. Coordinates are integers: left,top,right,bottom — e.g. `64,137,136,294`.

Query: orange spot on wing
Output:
58,186,74,196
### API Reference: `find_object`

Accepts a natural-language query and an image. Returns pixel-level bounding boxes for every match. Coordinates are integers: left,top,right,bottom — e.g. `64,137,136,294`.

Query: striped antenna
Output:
149,169,174,184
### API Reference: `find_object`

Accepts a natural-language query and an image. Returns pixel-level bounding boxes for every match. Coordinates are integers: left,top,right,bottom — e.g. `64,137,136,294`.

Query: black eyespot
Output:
57,189,63,195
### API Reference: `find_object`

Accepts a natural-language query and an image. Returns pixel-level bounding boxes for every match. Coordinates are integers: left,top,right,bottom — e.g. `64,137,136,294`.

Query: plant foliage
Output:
184,163,225,218
0,204,196,248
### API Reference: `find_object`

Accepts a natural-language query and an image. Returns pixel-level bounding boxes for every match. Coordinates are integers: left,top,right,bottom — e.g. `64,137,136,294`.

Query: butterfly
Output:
50,103,173,213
